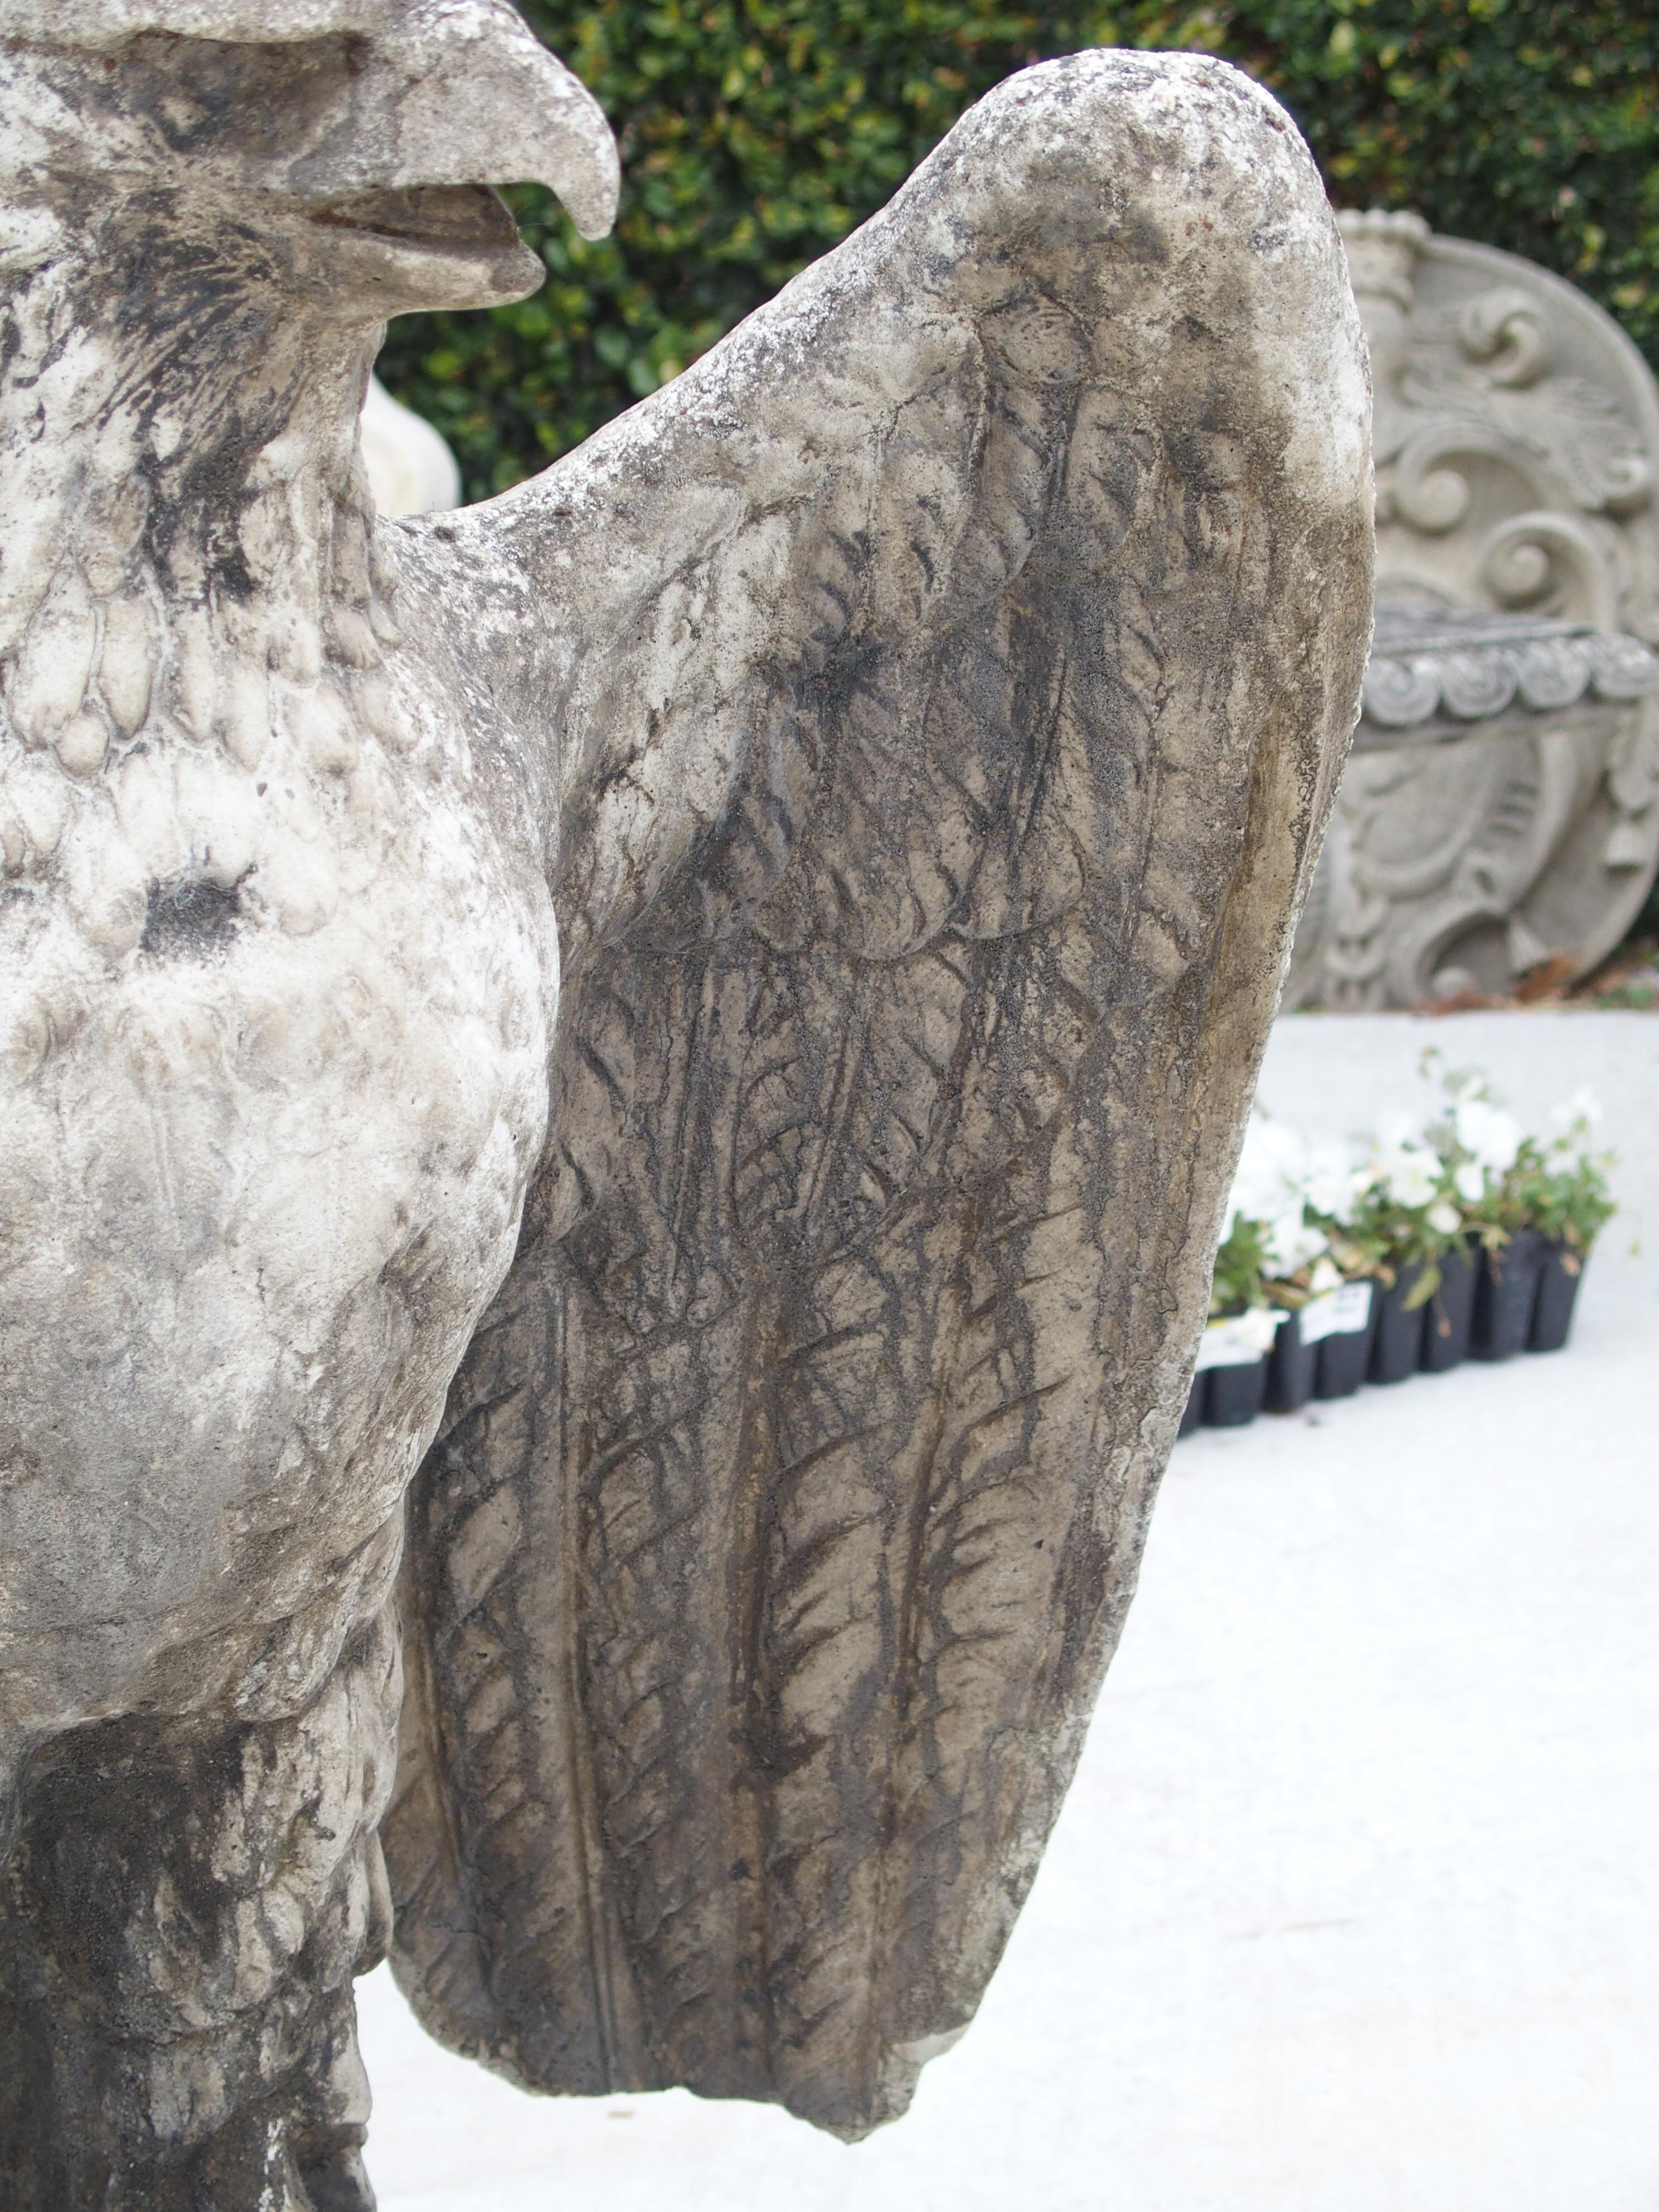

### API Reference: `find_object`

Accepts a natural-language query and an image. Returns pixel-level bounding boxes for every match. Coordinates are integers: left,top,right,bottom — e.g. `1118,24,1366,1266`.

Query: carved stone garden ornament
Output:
0,8,1370,2204
1288,210,1659,1008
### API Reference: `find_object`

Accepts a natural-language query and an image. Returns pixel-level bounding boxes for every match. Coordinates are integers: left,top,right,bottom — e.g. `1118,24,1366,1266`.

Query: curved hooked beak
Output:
282,0,620,245
239,1,623,313
10,0,621,312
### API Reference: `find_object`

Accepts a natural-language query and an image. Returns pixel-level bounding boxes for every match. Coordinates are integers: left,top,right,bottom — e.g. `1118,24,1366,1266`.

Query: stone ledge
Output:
1356,606,1659,750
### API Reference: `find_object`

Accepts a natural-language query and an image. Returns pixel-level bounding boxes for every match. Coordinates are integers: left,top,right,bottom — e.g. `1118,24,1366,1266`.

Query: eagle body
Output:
0,438,561,2203
0,12,1372,2206
0,516,556,1752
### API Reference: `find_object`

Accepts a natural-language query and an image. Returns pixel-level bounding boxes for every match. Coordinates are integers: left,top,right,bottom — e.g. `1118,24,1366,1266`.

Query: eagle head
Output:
0,0,619,316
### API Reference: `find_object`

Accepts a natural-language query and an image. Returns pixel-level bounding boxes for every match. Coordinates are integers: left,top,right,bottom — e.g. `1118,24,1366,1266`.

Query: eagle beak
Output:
285,0,620,243
16,2,620,312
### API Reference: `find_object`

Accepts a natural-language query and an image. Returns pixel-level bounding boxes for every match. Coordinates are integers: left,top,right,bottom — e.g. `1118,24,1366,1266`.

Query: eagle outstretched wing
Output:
380,50,1371,2138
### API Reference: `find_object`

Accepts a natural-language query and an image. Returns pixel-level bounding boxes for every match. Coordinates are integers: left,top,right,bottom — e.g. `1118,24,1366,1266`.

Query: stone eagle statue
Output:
0,3,1371,2204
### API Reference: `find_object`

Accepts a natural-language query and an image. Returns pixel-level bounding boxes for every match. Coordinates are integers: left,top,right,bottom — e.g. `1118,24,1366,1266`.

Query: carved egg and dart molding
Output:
0,5,1371,2205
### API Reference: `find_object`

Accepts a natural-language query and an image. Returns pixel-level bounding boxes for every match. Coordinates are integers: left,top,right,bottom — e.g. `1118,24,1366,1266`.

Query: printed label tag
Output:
1298,1280,1374,1345
1195,1308,1282,1371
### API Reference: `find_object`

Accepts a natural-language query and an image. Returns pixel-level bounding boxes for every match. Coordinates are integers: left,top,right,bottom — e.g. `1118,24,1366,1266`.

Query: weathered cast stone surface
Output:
1288,210,1659,1011
0,8,1370,2203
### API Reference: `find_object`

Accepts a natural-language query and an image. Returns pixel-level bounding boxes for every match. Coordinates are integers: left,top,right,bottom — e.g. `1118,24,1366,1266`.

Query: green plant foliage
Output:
1506,1135,1616,1252
376,1,1659,501
1209,1211,1277,1318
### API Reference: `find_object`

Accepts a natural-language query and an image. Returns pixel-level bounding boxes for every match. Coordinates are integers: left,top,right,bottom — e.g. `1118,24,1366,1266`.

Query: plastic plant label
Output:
1194,1307,1282,1370
1298,1279,1374,1344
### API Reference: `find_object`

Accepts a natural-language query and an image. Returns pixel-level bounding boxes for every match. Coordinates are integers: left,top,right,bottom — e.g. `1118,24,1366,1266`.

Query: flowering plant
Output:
1318,1109,1462,1304
1205,1059,1616,1325
1414,1055,1613,1258
1211,1114,1351,1316
1499,1089,1615,1255
1419,1059,1525,1248
1208,1209,1275,1319
1210,1114,1327,1316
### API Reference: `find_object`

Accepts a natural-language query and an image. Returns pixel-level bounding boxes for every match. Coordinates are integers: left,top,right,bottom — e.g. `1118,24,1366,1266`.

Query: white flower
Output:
1545,1088,1603,1167
1226,1112,1315,1244
1309,1255,1342,1294
1375,1138,1439,1210
1376,1106,1430,1152
1304,1137,1371,1224
1365,1109,1441,1209
1453,1096,1521,1177
1228,1111,1342,1277
1252,1118,1307,1177
1427,1199,1462,1235
1264,1206,1328,1277
1225,1116,1288,1234
1453,1160,1487,1204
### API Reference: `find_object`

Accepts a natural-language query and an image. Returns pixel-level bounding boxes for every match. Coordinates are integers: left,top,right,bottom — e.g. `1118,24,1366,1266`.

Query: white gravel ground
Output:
358,1010,1659,2212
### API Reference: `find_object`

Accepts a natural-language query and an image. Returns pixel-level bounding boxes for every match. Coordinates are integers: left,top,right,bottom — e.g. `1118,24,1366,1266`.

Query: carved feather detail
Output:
385,50,1372,2138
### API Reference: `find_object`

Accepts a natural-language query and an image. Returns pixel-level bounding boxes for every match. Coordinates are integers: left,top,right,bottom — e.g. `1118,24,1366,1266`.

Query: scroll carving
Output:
1289,211,1659,1008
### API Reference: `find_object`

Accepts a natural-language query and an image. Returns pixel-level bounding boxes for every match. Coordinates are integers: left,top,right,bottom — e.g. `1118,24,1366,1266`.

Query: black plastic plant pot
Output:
1313,1282,1377,1399
1178,1373,1206,1435
1370,1266,1425,1385
1472,1228,1546,1361
1265,1308,1318,1413
1530,1238,1588,1354
1206,1357,1268,1427
1420,1241,1477,1373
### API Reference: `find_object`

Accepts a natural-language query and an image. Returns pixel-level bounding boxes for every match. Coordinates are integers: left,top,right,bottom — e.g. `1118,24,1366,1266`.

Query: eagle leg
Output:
0,1614,397,2209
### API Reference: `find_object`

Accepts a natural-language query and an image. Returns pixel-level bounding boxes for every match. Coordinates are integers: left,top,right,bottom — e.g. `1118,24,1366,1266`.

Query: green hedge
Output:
376,1,1659,502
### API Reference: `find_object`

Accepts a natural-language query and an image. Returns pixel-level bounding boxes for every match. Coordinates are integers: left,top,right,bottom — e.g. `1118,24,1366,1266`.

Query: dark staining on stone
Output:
140,872,245,958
